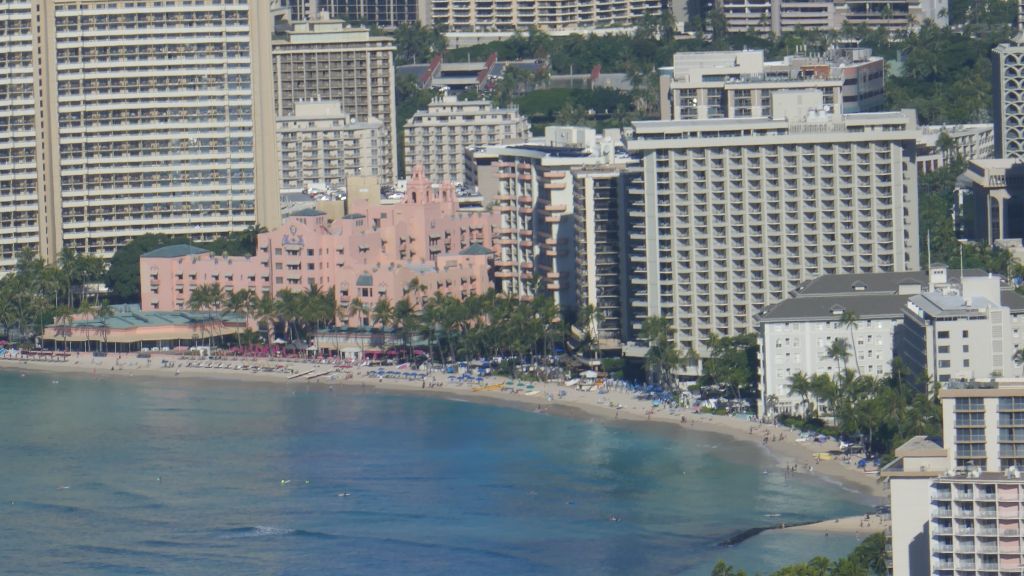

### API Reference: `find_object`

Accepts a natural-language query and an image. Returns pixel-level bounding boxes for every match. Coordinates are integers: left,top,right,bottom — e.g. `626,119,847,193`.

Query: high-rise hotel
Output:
627,90,920,357
0,0,280,271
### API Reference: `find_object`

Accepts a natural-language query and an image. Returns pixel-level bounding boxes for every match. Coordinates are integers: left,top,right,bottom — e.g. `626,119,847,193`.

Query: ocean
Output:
0,371,874,575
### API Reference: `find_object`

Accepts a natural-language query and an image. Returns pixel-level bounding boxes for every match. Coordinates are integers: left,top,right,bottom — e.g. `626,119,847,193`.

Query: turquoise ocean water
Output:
0,371,875,575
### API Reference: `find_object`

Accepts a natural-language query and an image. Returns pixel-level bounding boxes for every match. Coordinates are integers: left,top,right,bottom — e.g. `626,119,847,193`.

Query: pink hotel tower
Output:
140,167,497,320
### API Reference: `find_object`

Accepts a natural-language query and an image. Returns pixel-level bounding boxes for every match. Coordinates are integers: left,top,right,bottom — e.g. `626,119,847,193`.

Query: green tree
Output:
699,333,759,401
638,315,682,387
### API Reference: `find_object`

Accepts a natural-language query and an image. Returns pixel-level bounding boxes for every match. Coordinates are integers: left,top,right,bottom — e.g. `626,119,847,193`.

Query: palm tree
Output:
53,305,75,353
787,372,814,416
348,297,367,328
372,297,394,352
638,315,681,388
827,337,851,376
393,298,416,361
372,297,394,332
94,300,114,353
840,310,862,375
253,291,278,350
574,303,600,360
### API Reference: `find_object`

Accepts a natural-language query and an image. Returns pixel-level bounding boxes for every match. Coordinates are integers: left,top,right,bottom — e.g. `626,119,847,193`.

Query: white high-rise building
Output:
0,0,282,271
427,0,665,34
993,4,1024,160
627,90,920,358
272,16,398,180
403,96,530,185
471,127,629,310
277,101,386,192
715,0,948,35
0,1,43,270
659,46,885,122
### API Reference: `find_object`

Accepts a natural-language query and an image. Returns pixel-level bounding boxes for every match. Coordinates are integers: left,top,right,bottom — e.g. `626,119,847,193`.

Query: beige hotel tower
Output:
0,0,280,272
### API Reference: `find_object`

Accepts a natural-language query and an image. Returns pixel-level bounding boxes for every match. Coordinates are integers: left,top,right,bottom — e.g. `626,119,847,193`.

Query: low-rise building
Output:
757,267,970,416
895,272,1024,384
917,124,995,174
277,100,387,192
659,45,884,121
141,166,497,317
404,96,530,185
715,0,948,35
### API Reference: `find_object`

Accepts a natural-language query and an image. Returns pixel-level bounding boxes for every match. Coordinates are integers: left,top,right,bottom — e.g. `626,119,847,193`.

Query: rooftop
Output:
796,269,986,296
459,243,492,256
141,245,210,259
761,293,912,322
289,208,326,217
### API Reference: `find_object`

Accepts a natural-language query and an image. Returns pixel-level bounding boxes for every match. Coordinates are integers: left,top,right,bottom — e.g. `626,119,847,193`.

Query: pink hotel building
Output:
141,167,497,318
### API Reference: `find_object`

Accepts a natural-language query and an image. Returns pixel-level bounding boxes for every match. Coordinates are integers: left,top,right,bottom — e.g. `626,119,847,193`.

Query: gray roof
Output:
795,269,987,296
1002,289,1024,312
761,294,912,322
289,208,326,217
356,273,373,287
141,245,209,259
459,243,491,256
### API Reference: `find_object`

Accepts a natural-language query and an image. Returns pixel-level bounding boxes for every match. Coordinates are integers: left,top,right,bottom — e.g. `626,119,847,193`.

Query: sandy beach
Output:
779,513,888,536
1,352,889,529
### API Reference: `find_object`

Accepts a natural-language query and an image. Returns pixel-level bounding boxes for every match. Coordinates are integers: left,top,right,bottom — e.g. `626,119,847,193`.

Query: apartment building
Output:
884,378,1024,576
0,1,43,270
427,0,665,34
272,16,398,180
0,0,281,270
277,100,386,192
917,124,995,174
715,0,948,35
757,267,981,416
659,46,884,122
279,0,425,27
141,166,496,313
958,159,1024,247
574,166,637,349
403,96,530,185
627,90,920,359
895,273,1024,385
993,16,1024,161
472,127,626,310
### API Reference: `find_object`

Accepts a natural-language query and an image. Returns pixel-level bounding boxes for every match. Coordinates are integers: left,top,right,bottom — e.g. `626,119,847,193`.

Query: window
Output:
963,330,969,338
963,359,970,367
963,345,969,353
938,331,950,339
938,346,950,354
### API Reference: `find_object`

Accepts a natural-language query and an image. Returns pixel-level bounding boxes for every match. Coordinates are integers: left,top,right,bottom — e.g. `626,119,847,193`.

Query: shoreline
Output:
1,353,888,509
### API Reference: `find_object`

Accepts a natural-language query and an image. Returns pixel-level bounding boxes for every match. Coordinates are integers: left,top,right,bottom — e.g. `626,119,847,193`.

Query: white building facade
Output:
277,100,386,192
627,91,920,358
885,379,1024,576
403,96,530,185
272,17,398,180
0,0,283,268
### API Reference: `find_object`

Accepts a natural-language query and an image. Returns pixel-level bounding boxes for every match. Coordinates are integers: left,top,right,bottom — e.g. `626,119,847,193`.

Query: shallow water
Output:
0,372,873,575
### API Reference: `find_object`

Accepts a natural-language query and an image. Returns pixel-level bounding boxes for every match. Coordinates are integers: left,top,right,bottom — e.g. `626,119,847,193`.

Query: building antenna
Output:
960,242,965,283
927,229,931,271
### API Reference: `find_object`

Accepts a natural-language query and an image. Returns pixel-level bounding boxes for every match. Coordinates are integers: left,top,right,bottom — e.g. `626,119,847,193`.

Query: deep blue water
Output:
0,371,875,575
